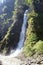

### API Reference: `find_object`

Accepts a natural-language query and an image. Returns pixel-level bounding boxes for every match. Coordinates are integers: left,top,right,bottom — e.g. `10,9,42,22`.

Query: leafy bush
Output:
33,40,43,54
24,31,38,56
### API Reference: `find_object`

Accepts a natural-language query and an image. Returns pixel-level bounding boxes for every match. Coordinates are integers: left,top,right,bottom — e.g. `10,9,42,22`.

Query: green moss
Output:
24,10,43,56
24,11,38,56
33,40,43,54
24,32,37,56
25,0,33,5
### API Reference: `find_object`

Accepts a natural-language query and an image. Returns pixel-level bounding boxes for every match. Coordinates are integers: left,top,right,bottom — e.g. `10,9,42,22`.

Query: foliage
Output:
15,0,26,9
0,14,7,19
0,0,43,56
25,0,33,5
24,11,38,56
33,40,43,54
24,33,37,56
24,9,43,56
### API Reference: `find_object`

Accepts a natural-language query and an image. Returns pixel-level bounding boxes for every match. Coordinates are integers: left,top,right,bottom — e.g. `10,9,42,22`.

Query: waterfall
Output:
9,9,29,57
0,9,29,59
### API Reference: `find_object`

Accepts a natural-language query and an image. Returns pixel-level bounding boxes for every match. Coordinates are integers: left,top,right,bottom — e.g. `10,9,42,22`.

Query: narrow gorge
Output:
0,4,29,65
0,0,43,65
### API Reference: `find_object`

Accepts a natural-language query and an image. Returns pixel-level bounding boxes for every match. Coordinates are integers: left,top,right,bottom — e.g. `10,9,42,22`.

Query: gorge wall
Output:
0,1,29,55
24,0,43,56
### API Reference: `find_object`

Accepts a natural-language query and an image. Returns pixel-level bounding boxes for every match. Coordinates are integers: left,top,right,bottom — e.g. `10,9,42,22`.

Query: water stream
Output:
9,9,29,57
0,9,29,59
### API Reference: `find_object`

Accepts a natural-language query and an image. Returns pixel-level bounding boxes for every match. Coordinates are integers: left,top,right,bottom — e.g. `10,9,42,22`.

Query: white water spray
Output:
0,9,29,60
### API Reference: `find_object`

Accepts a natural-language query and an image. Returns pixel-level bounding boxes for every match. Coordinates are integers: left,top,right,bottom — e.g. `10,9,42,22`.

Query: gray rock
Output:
35,64,39,65
0,61,2,65
40,61,43,64
31,59,36,63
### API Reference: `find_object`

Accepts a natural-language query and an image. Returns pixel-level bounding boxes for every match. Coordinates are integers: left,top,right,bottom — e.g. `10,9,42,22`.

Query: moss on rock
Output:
24,9,43,56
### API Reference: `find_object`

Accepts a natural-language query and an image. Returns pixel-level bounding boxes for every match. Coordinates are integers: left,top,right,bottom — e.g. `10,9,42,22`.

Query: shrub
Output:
24,0,43,57
33,40,43,54
24,14,38,56
24,32,37,56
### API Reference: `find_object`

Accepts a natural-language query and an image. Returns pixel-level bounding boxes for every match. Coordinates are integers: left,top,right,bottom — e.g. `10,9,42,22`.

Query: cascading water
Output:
0,9,29,60
9,9,29,57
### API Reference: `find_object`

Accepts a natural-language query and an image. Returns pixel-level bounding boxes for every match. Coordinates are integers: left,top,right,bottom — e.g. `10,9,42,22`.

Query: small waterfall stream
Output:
9,9,29,57
0,9,29,59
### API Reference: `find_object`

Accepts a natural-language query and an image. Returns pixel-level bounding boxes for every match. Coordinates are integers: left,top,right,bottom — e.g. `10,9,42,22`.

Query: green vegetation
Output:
0,0,43,56
24,0,43,56
0,14,7,19
24,11,38,56
33,40,43,54
25,0,33,5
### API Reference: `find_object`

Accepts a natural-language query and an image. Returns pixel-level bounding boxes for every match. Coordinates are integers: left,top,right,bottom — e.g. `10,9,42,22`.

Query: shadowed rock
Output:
0,4,29,55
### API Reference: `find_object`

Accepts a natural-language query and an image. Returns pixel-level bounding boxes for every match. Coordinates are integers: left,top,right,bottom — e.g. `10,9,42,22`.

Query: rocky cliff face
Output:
0,0,15,41
0,0,29,54
24,0,43,56
33,0,43,12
